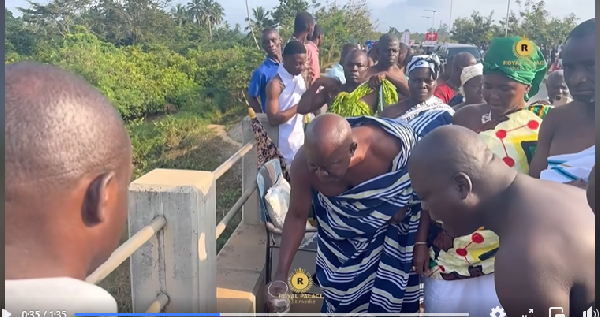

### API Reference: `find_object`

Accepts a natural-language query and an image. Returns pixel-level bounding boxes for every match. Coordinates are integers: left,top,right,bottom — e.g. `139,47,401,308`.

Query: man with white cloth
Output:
529,19,595,188
265,40,308,166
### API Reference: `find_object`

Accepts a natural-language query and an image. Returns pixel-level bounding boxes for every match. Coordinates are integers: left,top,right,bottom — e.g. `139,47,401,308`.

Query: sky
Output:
6,0,595,35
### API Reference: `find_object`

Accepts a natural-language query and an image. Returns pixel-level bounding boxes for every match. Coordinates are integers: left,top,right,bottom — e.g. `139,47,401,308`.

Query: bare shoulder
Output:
453,103,488,128
379,102,406,119
266,75,279,91
389,66,405,76
290,147,309,179
546,101,588,125
363,124,403,161
537,104,563,126
515,179,594,261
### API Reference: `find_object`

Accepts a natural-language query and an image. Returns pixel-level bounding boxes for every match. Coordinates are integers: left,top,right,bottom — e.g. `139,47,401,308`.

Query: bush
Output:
6,28,263,121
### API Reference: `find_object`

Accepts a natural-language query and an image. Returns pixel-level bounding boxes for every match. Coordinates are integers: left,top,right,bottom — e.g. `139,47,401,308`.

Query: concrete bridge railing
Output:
85,114,279,313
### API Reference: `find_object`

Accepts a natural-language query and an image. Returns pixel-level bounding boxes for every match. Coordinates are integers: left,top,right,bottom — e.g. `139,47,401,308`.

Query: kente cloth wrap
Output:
398,96,454,138
541,145,596,183
328,80,398,117
426,104,551,281
312,116,422,314
459,63,483,95
407,55,441,78
483,37,547,101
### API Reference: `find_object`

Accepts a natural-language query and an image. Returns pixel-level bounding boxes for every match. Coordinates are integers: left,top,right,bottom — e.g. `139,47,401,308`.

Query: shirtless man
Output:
298,49,379,115
529,19,595,181
366,33,409,97
5,63,132,314
408,125,595,317
272,114,422,313
433,52,477,104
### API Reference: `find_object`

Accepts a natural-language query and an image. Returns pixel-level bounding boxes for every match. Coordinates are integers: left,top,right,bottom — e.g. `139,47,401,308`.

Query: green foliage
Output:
451,0,578,45
6,0,378,120
7,27,262,120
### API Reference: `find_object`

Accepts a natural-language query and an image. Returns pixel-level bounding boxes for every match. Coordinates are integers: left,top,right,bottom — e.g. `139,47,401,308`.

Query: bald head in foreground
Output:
5,63,132,314
271,113,424,313
587,165,595,212
408,125,595,316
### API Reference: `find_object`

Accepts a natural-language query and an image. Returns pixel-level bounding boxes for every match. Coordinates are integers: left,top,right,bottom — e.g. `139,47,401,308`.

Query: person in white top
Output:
265,40,308,167
5,63,132,315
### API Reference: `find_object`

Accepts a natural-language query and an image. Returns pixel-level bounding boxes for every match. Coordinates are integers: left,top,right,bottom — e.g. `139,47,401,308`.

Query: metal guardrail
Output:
213,141,256,180
214,141,257,239
86,216,167,284
216,182,257,239
89,136,257,312
145,293,169,313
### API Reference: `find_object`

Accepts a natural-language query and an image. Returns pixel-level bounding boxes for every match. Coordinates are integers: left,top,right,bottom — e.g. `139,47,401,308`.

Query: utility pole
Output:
422,16,432,33
425,9,438,32
504,0,511,36
449,0,454,31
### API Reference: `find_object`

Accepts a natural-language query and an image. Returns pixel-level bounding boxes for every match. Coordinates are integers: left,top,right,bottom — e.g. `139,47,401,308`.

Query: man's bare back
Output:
495,177,595,316
294,124,400,197
529,102,595,177
408,125,595,317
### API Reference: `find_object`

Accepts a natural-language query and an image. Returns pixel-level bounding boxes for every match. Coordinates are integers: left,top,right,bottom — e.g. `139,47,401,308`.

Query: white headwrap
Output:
459,63,484,95
407,54,441,79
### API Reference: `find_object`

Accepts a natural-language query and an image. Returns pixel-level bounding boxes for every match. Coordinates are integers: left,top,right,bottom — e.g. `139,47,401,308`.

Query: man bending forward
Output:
274,114,422,314
408,125,595,317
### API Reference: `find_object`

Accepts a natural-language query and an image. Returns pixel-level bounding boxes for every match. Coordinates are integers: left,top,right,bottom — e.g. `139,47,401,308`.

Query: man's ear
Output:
453,172,473,200
81,172,116,226
349,141,358,156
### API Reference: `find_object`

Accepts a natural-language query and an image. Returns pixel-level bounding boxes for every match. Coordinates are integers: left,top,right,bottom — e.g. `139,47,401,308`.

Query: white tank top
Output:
277,65,306,166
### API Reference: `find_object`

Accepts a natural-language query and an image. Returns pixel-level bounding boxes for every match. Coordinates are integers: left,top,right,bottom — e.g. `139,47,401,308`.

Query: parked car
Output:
436,43,483,68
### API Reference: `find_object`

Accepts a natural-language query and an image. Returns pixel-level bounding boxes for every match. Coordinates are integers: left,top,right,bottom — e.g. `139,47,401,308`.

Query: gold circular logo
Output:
287,268,313,293
513,36,536,59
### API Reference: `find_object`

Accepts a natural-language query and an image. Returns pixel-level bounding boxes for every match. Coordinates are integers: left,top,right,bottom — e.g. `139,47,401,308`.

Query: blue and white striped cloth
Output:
540,145,595,183
399,96,454,138
312,116,422,314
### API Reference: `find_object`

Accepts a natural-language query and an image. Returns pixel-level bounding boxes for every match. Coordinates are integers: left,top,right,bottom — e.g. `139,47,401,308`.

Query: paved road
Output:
528,81,548,104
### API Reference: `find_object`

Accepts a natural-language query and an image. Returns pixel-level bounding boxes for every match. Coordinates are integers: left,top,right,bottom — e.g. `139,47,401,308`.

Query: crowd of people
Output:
248,11,596,317
3,7,595,317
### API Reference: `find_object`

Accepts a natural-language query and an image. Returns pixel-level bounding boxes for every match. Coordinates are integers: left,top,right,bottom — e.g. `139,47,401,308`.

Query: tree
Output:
18,0,92,36
245,6,274,31
187,0,224,39
171,4,188,28
451,11,499,44
451,0,578,46
271,0,309,30
6,8,38,55
387,27,400,35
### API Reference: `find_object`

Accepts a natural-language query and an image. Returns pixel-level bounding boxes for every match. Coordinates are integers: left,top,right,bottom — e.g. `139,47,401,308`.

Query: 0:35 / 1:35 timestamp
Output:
21,311,67,317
